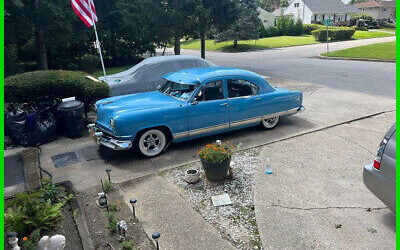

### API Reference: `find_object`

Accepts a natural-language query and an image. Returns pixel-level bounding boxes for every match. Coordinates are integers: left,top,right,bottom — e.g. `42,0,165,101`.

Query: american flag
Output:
71,0,98,27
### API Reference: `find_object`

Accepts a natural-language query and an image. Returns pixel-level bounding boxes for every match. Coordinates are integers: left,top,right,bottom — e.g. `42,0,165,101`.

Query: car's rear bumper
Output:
363,162,396,213
88,124,132,150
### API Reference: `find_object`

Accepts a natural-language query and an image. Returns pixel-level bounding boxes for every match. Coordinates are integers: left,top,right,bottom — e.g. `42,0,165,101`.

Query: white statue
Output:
7,232,20,250
38,235,66,250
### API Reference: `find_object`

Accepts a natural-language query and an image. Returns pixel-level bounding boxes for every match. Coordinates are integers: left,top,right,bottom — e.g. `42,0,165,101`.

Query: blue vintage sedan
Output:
88,67,304,157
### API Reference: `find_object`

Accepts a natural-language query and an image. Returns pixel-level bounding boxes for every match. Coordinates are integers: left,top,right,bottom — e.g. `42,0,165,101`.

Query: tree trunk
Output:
36,30,48,70
233,40,238,49
174,33,181,55
200,27,206,59
34,0,48,70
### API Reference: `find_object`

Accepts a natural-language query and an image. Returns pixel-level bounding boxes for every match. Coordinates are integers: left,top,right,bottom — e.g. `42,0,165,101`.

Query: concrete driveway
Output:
254,112,396,250
36,79,395,192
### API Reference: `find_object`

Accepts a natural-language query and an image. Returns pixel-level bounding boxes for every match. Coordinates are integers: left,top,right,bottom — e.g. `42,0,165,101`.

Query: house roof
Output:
303,0,359,13
355,0,396,8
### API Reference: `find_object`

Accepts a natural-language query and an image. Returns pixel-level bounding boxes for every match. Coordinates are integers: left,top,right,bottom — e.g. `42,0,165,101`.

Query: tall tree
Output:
196,0,237,58
215,0,260,49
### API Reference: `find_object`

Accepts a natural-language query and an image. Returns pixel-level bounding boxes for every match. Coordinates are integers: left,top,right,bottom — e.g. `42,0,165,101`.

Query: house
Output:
258,7,275,29
355,1,396,21
282,0,359,24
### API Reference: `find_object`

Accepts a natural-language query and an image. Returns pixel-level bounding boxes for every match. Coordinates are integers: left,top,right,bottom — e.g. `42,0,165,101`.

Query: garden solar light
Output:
130,198,137,219
152,232,161,250
117,220,128,239
105,168,112,182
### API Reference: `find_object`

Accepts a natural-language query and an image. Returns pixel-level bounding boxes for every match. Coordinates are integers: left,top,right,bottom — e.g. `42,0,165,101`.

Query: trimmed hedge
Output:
311,27,356,42
302,24,324,35
5,70,110,104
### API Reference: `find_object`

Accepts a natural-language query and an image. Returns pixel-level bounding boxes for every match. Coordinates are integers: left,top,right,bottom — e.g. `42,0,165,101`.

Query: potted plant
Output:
198,141,233,181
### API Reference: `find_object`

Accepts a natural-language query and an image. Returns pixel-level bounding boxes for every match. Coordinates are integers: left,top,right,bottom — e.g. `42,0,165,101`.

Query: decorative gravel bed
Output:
164,148,262,249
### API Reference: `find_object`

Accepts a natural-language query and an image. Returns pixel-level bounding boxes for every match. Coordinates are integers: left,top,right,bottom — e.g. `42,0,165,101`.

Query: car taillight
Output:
373,138,388,170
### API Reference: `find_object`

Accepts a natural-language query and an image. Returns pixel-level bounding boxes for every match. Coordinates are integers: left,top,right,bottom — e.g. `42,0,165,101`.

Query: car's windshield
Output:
159,80,197,101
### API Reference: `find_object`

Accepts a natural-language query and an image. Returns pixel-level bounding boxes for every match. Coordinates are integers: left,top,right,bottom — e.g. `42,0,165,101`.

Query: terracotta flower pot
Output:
201,157,231,182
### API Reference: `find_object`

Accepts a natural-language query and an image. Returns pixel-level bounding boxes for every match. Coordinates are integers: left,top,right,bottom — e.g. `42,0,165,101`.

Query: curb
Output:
318,54,395,63
63,181,95,250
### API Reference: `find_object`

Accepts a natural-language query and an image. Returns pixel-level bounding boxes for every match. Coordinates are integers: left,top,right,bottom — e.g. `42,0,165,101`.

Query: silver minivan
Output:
363,123,396,213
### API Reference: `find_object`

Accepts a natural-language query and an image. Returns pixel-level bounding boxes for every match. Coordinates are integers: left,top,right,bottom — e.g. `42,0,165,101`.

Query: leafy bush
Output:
5,70,110,105
259,24,279,38
22,229,41,250
353,25,368,31
77,54,100,73
5,186,73,236
312,27,355,42
293,19,303,36
120,240,134,250
106,212,118,233
41,179,60,204
302,24,324,35
198,142,233,163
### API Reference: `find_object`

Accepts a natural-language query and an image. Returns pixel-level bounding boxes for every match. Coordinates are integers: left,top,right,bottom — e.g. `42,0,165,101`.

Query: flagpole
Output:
88,0,106,77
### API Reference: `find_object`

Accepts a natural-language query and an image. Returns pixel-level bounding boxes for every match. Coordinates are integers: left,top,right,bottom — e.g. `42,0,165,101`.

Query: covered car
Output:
99,55,215,96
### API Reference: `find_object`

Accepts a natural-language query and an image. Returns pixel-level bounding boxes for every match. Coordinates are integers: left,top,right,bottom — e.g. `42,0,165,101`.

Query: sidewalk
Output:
119,175,236,250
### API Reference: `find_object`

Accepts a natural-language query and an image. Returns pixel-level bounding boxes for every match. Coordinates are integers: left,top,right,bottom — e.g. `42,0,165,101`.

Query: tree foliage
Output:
215,0,259,47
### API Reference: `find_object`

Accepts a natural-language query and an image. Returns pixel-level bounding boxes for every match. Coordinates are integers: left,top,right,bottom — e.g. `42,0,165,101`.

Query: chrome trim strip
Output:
230,117,261,128
189,123,230,137
173,131,189,140
171,106,304,140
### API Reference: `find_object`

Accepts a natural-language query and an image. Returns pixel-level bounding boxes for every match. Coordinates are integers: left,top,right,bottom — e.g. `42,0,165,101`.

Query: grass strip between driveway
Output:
180,31,393,52
321,41,396,61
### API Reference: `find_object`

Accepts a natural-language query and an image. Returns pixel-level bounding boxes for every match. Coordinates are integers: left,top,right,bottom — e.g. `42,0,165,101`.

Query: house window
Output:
383,8,388,12
362,8,364,12
294,3,299,7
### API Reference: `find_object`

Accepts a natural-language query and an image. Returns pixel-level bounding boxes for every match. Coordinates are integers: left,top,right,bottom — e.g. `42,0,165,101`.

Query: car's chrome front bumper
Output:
88,124,132,150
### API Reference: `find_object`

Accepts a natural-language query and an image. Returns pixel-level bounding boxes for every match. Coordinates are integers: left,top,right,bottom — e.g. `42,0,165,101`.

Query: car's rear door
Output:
188,80,229,138
226,78,262,128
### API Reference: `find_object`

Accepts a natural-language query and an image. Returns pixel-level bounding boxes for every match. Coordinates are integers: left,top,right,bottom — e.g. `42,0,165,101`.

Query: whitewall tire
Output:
136,129,167,157
261,116,280,129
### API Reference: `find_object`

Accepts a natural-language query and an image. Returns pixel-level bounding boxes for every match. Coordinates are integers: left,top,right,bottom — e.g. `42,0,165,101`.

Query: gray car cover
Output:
99,55,215,96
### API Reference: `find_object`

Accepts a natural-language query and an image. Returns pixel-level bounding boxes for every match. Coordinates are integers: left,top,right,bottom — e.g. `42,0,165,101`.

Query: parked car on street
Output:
98,55,215,96
89,67,304,157
363,123,396,213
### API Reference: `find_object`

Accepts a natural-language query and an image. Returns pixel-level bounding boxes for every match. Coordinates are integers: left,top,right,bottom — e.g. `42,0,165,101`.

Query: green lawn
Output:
351,30,393,39
180,31,393,52
321,41,396,60
92,65,131,77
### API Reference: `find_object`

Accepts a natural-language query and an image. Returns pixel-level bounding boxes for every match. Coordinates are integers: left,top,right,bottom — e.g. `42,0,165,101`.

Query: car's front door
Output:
188,80,229,138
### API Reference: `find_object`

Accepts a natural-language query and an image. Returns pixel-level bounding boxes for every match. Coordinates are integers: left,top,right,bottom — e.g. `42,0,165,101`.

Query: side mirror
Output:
191,98,198,105
157,84,161,90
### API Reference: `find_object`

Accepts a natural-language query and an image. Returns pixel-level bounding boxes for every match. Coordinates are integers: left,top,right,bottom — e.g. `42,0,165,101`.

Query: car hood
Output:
96,91,184,131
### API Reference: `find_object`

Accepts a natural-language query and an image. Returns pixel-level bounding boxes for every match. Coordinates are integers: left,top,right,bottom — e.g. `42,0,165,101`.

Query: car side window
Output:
227,79,259,98
195,81,224,102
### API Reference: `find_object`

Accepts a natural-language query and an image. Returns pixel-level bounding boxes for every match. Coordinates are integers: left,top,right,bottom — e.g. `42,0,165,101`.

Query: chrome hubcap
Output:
262,116,279,128
139,129,166,156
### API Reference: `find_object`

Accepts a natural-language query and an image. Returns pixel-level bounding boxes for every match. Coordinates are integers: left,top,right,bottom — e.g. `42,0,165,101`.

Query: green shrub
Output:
353,25,368,31
77,54,100,73
5,188,73,236
312,27,355,41
120,240,134,250
103,180,113,193
41,179,60,204
302,24,324,34
293,19,303,36
22,229,41,250
260,25,279,38
5,70,110,104
106,212,118,233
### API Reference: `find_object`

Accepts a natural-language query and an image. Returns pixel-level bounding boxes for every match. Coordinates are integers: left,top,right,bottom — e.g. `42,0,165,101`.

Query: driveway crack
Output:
333,134,375,155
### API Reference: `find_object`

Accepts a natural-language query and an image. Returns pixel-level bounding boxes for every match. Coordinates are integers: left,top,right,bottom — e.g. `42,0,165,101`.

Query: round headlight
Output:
110,118,115,129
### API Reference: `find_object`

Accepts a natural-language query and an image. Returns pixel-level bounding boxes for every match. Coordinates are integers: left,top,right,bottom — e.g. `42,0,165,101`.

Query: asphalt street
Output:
174,36,396,98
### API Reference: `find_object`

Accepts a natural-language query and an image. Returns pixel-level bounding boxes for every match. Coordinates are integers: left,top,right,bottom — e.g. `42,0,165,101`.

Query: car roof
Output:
163,67,263,83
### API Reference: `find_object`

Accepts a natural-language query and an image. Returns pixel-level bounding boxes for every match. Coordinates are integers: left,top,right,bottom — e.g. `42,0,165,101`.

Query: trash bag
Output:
5,108,28,146
27,108,58,146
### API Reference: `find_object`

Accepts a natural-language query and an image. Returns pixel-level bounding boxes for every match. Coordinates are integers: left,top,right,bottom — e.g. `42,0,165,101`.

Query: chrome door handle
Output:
255,98,262,101
220,103,229,106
